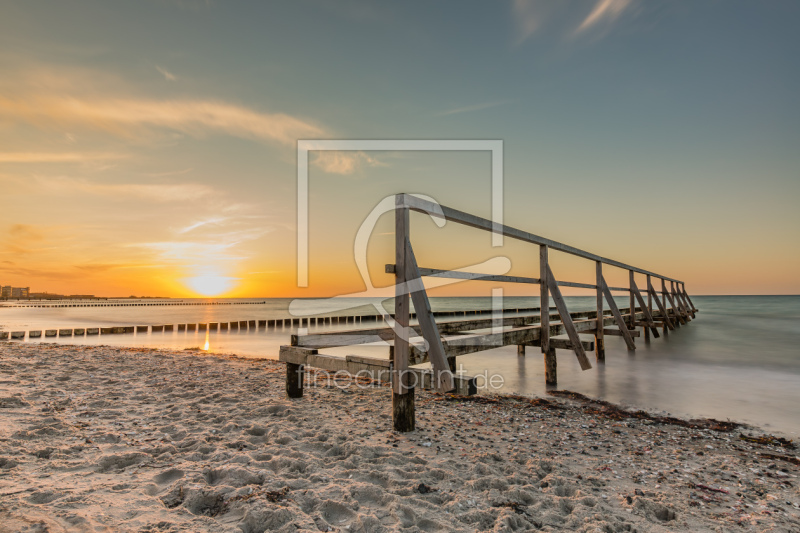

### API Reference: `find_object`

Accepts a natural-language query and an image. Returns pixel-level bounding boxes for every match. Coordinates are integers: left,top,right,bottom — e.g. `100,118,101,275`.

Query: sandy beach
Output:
1,343,798,532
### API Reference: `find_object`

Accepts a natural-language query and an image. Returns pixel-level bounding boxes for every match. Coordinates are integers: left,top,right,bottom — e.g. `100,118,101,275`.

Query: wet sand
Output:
0,343,798,532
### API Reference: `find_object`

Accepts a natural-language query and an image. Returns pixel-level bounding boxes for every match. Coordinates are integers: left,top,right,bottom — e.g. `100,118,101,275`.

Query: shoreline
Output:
1,343,798,532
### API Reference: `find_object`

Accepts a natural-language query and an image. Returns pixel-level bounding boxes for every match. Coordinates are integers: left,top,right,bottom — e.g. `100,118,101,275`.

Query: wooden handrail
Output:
398,193,683,284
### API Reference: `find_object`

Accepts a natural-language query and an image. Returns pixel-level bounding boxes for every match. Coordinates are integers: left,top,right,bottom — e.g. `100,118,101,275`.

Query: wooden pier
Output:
280,194,698,432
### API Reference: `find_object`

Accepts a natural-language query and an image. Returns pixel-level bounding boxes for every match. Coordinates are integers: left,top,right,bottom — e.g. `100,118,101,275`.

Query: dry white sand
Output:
0,343,798,532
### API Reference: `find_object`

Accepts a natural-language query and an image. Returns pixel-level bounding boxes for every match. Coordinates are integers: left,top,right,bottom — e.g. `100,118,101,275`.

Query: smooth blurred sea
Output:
2,295,798,436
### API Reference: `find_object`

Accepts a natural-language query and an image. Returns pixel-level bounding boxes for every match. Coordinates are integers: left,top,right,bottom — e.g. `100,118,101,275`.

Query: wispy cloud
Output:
144,167,193,177
575,0,634,35
155,65,178,81
9,223,45,241
0,95,325,147
511,0,635,44
438,100,514,116
0,152,127,163
511,0,545,46
311,151,386,175
178,216,229,234
32,175,216,203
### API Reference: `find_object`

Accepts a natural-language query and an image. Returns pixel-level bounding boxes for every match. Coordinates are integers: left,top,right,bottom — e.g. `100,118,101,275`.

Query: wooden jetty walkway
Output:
280,193,698,432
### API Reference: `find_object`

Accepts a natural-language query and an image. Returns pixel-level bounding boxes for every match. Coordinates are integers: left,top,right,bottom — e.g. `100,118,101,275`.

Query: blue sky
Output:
0,1,798,296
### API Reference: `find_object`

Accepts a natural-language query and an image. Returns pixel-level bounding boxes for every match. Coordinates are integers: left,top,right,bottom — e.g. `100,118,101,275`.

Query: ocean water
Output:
1,296,798,436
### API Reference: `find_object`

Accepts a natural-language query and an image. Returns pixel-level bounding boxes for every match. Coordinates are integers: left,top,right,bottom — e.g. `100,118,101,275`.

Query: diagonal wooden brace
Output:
405,238,455,392
631,278,660,338
546,265,592,370
647,278,674,330
599,274,637,350
662,279,686,325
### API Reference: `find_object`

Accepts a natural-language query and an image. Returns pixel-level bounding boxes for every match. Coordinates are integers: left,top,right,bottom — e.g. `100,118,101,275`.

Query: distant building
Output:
11,287,29,298
0,286,11,299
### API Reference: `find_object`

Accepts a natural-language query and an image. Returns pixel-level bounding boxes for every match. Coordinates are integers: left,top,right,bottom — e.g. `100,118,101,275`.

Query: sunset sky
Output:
1,1,798,298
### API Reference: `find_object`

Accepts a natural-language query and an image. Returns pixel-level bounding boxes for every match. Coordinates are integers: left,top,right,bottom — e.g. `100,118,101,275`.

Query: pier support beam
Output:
448,357,458,373
517,345,525,356
544,347,557,386
286,363,304,398
595,261,605,363
392,200,415,432
392,388,415,432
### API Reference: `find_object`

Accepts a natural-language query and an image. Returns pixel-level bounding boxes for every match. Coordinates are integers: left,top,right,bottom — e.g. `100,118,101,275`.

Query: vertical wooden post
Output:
672,281,691,321
645,274,652,341
540,245,553,383
517,345,525,356
681,283,697,317
648,277,673,333
448,357,458,373
631,278,659,339
286,363,304,398
629,270,636,331
393,197,414,432
544,347,557,386
662,279,685,325
595,261,605,363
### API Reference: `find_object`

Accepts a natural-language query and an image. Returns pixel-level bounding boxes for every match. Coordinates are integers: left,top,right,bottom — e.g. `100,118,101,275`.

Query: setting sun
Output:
183,274,238,297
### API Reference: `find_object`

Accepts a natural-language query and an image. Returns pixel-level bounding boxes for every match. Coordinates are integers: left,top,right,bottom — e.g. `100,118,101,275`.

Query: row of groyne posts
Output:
0,307,542,341
2,300,269,308
280,194,698,432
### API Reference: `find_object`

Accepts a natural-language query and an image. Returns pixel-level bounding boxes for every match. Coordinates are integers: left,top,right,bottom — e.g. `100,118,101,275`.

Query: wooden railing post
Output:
647,277,673,333
595,261,605,363
631,277,659,339
681,283,697,317
393,197,414,432
629,271,636,331
286,362,304,398
540,245,555,385
662,278,686,325
672,281,691,321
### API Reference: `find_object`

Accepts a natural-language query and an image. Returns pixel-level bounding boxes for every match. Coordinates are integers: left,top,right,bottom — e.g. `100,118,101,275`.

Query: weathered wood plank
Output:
544,347,557,385
385,264,540,285
647,278,674,330
681,283,698,316
394,202,411,395
603,328,641,338
596,261,605,363
672,281,692,320
550,337,595,351
662,279,686,325
540,245,550,356
631,277,660,338
629,271,636,330
398,194,683,283
547,264,592,370
405,237,455,392
405,314,634,363
600,274,637,350
286,363,304,398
